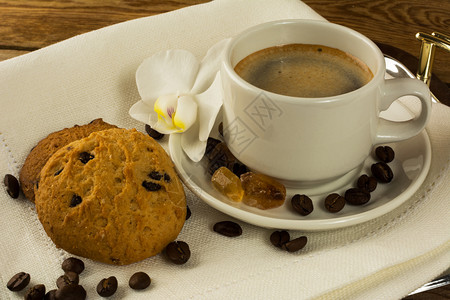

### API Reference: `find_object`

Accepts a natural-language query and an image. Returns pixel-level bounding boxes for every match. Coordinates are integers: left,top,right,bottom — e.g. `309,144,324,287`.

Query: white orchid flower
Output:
129,39,230,162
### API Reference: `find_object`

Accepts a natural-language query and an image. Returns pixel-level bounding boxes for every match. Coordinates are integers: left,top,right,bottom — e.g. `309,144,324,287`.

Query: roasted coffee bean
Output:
282,236,307,252
70,194,82,207
232,162,248,178
371,162,394,183
375,145,395,163
291,194,314,216
218,122,224,136
55,284,86,300
4,174,20,199
186,206,191,220
56,271,79,288
213,221,242,237
165,241,191,265
324,193,345,213
208,158,225,175
142,180,162,191
62,257,85,274
44,289,57,300
345,188,371,205
7,271,30,291
148,171,163,180
129,272,151,290
79,152,94,164
24,284,45,300
205,137,221,160
145,124,164,140
270,230,290,248
357,174,377,192
97,276,118,297
207,143,237,175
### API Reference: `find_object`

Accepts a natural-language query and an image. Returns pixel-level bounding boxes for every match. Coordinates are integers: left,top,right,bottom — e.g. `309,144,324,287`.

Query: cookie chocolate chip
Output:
142,180,162,191
35,129,186,265
79,152,94,164
70,194,82,207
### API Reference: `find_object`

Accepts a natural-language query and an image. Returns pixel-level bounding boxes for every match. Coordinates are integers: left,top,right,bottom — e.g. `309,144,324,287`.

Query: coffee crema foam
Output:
234,44,374,98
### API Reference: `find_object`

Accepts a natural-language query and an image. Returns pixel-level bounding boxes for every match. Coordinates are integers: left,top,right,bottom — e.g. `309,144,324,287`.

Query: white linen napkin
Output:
0,0,449,299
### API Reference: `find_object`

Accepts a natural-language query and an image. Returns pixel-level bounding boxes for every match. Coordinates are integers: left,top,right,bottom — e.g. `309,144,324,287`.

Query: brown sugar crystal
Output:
240,172,286,210
211,167,244,202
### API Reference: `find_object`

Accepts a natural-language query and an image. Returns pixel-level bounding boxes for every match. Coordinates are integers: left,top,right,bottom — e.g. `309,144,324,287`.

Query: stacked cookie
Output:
20,119,118,202
20,121,186,265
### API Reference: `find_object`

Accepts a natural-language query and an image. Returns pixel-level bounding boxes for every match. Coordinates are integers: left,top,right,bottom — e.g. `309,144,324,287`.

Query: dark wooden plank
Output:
0,49,30,61
1,0,448,86
0,0,209,48
303,0,450,85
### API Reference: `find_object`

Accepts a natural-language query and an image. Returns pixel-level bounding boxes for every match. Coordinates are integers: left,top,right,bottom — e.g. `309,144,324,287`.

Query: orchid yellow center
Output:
154,94,197,133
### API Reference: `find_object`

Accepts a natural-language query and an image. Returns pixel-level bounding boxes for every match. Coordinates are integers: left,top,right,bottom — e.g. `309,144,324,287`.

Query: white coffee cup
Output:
220,19,431,187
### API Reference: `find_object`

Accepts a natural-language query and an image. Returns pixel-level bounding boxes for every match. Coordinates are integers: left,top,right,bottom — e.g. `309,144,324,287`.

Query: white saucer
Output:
169,101,431,231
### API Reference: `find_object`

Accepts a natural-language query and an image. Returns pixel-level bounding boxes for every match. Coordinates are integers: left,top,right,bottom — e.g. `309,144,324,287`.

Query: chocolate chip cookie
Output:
19,118,117,202
35,128,186,265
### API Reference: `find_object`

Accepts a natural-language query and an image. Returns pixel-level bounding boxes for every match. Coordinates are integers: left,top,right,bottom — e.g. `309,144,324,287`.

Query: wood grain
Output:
1,0,448,98
303,0,450,86
0,0,208,47
0,0,448,89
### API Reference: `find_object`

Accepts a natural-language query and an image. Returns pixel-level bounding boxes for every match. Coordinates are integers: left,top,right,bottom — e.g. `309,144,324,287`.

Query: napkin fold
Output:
0,0,448,299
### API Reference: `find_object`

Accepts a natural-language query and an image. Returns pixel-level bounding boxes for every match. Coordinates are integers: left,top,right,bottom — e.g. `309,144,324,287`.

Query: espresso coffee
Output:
234,44,373,98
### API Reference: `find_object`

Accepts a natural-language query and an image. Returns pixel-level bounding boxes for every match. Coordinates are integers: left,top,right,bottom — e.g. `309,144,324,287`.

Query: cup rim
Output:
223,19,385,104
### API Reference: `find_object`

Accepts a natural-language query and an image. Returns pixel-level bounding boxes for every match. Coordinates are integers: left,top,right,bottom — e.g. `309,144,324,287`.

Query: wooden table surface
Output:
1,0,449,103
0,1,449,298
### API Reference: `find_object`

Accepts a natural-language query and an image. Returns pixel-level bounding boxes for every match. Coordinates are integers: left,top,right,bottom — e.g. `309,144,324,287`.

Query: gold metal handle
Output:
415,31,450,86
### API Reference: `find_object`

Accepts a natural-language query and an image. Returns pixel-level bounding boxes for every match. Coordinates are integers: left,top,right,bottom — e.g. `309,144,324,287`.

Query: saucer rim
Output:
169,104,432,231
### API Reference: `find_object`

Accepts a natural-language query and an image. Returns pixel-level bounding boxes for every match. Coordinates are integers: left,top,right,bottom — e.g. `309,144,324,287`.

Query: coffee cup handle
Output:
375,78,431,144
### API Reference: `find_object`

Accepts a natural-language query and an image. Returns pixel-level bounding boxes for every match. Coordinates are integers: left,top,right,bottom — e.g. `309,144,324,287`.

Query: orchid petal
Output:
190,38,231,94
181,121,207,162
151,117,178,134
129,100,154,124
151,94,179,134
136,49,200,104
196,72,223,142
173,95,197,132
154,94,178,122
